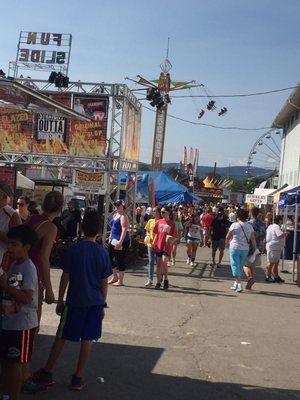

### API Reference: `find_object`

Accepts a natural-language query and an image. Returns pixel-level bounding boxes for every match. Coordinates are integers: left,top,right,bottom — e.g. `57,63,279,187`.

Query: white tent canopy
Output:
16,172,35,190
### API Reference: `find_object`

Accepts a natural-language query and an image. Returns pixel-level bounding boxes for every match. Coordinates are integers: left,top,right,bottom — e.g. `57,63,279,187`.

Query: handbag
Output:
144,235,151,245
166,235,176,245
238,223,255,257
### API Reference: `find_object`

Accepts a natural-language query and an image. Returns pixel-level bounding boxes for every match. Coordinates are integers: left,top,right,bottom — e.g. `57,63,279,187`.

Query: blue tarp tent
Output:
119,171,202,204
278,185,300,209
147,171,201,204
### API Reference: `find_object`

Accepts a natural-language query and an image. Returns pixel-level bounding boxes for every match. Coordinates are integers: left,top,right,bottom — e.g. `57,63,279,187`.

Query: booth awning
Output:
0,78,91,121
272,184,294,203
278,184,300,208
16,172,35,190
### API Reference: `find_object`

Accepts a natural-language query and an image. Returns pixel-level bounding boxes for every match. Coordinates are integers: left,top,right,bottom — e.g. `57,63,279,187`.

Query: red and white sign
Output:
245,194,273,205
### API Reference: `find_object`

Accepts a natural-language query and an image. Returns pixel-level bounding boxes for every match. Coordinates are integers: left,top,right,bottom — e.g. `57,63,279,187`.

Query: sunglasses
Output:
17,203,25,206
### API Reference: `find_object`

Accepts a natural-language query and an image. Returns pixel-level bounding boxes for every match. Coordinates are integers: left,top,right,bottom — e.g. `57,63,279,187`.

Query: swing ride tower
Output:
127,39,228,171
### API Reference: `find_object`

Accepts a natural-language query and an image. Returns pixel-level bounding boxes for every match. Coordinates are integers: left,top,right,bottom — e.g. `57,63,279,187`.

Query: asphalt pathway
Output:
33,244,300,400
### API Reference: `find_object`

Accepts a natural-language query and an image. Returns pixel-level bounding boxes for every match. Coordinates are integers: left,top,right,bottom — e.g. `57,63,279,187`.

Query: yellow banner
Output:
75,170,104,186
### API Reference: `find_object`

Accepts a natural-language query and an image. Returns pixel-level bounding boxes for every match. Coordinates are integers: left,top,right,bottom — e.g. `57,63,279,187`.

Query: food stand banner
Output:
74,170,107,194
75,170,105,186
70,95,108,157
0,93,109,158
0,110,32,152
121,100,141,162
33,93,71,154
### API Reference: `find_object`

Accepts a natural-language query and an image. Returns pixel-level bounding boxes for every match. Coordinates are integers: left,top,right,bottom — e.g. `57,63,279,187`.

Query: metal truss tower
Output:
0,78,141,241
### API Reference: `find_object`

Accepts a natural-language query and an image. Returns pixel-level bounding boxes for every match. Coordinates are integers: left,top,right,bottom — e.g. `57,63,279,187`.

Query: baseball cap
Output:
114,199,125,207
146,207,153,214
0,181,13,197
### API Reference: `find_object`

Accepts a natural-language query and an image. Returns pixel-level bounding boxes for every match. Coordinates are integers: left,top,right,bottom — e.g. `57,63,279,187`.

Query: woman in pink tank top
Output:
26,191,64,306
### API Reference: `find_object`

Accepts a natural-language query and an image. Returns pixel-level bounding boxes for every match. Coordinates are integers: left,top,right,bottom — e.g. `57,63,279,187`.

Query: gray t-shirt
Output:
2,259,38,330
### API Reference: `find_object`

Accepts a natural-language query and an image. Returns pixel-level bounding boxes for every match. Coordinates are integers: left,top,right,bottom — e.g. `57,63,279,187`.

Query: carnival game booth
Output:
278,185,300,282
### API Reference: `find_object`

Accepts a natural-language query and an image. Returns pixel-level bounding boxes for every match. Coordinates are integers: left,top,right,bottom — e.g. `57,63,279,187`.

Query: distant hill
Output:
160,163,272,180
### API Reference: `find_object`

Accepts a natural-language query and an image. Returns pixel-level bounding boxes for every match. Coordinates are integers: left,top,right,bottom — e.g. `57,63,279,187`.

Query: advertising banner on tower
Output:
70,95,109,158
33,92,71,154
0,110,32,152
0,93,109,158
121,100,141,162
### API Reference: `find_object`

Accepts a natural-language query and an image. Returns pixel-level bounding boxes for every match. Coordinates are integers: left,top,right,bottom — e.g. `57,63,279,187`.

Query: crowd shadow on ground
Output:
30,334,299,400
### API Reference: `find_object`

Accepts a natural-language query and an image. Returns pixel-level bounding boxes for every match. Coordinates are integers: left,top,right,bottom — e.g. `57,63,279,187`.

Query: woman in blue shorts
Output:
225,209,256,292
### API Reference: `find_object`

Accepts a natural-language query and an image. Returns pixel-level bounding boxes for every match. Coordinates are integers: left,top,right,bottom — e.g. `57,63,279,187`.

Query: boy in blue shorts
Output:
33,210,112,391
0,225,38,400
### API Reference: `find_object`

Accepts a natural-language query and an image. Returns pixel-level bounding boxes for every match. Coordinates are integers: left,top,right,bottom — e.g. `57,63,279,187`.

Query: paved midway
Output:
35,244,300,400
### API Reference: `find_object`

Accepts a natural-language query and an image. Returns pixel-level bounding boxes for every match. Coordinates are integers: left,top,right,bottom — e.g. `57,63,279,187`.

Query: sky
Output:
1,0,300,168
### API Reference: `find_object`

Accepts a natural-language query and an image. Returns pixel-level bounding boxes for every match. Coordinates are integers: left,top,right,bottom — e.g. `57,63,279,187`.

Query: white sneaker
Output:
145,280,153,287
190,261,195,267
186,258,191,264
235,284,243,292
171,260,175,266
230,282,237,290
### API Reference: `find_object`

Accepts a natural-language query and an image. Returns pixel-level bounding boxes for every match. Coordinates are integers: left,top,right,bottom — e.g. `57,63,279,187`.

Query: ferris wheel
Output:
246,129,282,177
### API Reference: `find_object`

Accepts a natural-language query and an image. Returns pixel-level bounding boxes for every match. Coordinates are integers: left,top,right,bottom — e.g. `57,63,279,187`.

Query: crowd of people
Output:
133,202,288,292
0,180,290,399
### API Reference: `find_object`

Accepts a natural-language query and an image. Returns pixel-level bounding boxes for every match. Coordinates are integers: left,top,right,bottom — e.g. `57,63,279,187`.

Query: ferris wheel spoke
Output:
262,141,281,158
257,150,280,161
270,135,281,153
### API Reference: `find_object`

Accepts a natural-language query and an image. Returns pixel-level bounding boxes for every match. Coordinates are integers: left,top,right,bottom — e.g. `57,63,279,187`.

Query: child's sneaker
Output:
145,280,153,287
32,368,54,386
155,282,161,290
186,258,191,264
22,378,47,394
235,283,243,292
70,374,85,391
171,259,175,266
230,282,237,290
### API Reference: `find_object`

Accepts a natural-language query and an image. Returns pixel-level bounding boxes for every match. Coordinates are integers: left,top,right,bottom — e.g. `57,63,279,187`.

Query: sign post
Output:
245,194,273,206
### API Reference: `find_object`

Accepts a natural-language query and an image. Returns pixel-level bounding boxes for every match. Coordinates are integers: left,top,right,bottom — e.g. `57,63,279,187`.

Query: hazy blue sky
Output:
1,0,300,167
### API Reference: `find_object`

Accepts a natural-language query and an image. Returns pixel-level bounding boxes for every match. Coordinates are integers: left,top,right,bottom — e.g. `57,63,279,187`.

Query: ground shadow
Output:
124,283,236,298
29,334,299,400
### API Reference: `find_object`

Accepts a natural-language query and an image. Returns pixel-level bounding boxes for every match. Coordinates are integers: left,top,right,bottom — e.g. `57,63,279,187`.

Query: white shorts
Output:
267,250,282,264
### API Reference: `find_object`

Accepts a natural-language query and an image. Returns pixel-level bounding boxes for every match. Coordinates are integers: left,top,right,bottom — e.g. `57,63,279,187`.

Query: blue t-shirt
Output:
61,241,112,308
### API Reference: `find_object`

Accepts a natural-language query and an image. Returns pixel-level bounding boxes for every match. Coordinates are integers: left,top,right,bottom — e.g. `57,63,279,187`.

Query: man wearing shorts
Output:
210,210,230,267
